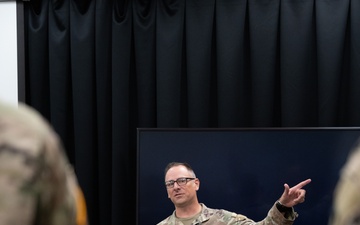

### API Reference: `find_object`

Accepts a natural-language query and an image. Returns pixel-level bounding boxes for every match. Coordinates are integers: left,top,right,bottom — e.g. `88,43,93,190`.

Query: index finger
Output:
292,178,312,189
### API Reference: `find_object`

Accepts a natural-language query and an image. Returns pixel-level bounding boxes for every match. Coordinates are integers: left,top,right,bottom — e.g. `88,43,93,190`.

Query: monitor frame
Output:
136,127,360,225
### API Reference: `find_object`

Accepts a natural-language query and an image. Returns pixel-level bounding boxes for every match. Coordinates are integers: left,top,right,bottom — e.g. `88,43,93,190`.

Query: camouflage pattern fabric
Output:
158,203,296,225
0,101,88,225
330,140,360,225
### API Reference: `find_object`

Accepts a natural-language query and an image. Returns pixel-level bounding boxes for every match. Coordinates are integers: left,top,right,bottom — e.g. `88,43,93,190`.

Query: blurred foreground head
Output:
0,101,88,225
330,139,360,225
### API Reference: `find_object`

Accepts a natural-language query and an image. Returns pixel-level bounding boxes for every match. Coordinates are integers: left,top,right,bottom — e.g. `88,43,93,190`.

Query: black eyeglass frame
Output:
165,177,196,189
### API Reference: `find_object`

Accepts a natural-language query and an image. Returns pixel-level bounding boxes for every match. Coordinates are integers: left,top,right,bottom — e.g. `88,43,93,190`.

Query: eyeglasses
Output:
165,177,196,189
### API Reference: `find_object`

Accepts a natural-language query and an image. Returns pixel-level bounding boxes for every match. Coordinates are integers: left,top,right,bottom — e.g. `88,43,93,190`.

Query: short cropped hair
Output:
164,162,196,178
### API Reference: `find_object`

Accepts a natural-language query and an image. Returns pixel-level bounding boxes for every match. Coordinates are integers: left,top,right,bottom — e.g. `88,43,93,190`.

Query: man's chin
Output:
172,198,187,207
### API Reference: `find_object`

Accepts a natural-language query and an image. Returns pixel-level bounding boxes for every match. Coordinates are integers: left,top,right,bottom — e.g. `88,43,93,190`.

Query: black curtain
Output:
23,0,360,224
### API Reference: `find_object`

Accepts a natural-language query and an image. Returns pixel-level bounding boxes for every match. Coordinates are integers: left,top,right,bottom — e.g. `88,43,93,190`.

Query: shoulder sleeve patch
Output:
231,213,247,221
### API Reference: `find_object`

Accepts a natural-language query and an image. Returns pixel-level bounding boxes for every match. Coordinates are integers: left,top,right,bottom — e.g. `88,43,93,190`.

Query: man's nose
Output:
173,182,181,189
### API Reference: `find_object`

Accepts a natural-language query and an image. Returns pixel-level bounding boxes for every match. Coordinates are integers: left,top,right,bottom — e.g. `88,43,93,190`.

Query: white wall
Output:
0,1,18,106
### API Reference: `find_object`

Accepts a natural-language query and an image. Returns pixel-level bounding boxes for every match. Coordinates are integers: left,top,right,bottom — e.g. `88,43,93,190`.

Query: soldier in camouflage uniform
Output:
330,139,360,225
158,162,311,225
0,101,88,225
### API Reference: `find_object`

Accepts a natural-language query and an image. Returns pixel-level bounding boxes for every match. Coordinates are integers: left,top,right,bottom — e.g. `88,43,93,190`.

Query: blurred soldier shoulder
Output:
0,101,88,225
330,139,360,225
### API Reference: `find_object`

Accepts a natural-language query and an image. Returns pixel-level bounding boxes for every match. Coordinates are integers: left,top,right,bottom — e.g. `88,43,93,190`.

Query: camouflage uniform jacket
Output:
0,102,87,225
157,203,297,225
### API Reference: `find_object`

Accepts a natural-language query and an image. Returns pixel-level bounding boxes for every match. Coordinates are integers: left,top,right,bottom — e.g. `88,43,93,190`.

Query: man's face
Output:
165,165,199,207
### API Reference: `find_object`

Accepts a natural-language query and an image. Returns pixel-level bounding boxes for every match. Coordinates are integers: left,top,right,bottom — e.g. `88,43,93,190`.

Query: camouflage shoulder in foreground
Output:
0,102,87,225
330,139,360,225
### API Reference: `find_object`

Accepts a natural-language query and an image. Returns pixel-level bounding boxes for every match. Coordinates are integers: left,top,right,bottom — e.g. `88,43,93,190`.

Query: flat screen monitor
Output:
136,128,360,225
